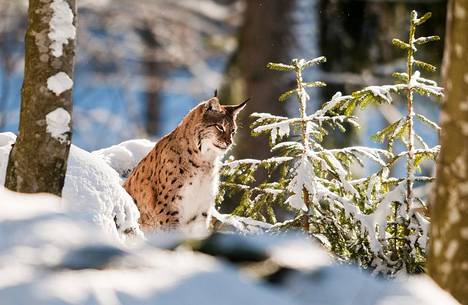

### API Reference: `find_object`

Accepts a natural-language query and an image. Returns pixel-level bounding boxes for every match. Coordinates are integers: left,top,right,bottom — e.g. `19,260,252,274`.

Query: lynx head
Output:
196,96,248,155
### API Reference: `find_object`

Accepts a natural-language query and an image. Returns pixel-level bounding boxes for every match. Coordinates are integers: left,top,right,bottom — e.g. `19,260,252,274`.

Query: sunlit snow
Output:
45,107,70,143
47,72,73,96
48,0,76,57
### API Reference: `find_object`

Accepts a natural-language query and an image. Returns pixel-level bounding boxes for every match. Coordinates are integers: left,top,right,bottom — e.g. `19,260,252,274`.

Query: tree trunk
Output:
223,0,298,160
137,23,164,136
5,0,76,196
144,60,164,136
428,0,468,304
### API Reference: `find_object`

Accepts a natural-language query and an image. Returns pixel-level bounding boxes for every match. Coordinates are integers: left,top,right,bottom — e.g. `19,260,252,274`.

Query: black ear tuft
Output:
226,98,250,117
214,89,218,98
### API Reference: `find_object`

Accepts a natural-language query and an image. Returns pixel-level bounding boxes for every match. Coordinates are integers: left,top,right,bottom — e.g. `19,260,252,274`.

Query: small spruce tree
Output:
348,10,442,274
219,57,392,269
218,11,442,276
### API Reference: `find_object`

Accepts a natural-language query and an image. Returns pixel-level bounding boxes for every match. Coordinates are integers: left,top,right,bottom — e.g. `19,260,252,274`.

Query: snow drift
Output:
0,132,142,240
0,188,460,305
91,138,155,181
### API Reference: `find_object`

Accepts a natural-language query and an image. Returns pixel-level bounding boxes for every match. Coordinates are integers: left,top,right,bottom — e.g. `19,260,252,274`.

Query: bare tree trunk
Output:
144,60,164,136
137,24,164,136
5,0,76,196
428,0,468,303
223,0,298,160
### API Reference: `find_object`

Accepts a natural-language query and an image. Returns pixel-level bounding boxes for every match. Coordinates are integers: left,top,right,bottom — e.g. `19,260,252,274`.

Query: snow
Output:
368,182,406,253
277,123,291,142
225,156,293,169
250,114,310,145
0,132,15,179
329,146,391,167
251,112,288,121
212,209,273,234
63,144,142,239
272,141,305,152
409,71,443,97
0,197,460,305
45,107,71,143
314,92,352,117
323,151,359,197
254,120,291,144
286,155,315,211
0,133,142,241
92,138,155,180
0,133,461,305
275,264,459,305
0,191,301,305
0,186,61,220
268,238,332,271
361,84,406,103
48,0,76,57
47,72,73,95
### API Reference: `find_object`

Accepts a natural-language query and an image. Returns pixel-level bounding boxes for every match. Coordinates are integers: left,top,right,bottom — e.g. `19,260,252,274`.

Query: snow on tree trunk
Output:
428,0,468,303
5,0,76,196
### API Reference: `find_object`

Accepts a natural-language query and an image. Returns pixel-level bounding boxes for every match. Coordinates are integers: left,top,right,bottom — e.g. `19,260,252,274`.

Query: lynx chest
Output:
177,162,220,232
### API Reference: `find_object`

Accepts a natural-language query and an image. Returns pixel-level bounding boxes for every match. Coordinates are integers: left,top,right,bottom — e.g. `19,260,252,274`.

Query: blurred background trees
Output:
0,0,242,149
221,0,303,161
0,0,447,155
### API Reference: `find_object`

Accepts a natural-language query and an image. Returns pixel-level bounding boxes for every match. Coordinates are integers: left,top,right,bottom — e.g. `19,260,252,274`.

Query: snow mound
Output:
0,192,460,305
92,138,155,181
0,186,61,221
0,196,299,305
275,263,459,305
0,133,142,241
63,145,142,239
0,187,111,260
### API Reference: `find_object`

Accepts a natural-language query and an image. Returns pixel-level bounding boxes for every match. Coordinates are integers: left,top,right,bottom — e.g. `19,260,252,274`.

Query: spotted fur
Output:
124,97,247,232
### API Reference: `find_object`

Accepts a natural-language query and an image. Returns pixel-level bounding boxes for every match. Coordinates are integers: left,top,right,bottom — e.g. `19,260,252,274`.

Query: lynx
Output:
124,95,247,234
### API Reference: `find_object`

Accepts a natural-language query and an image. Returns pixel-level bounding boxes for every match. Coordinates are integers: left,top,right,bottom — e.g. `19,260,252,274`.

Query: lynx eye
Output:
215,125,225,132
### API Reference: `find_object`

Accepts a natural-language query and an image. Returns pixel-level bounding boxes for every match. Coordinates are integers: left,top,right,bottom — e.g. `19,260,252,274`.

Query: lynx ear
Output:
204,97,222,112
225,98,250,117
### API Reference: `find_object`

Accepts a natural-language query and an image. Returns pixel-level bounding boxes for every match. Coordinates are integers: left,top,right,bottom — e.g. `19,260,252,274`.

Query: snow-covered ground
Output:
0,188,301,305
0,187,460,305
0,132,142,241
0,133,461,305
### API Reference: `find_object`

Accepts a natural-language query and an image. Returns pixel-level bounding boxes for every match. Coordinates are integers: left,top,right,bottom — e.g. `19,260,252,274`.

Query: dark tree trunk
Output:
223,0,298,160
137,24,164,136
5,0,76,196
144,60,164,136
428,0,468,303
